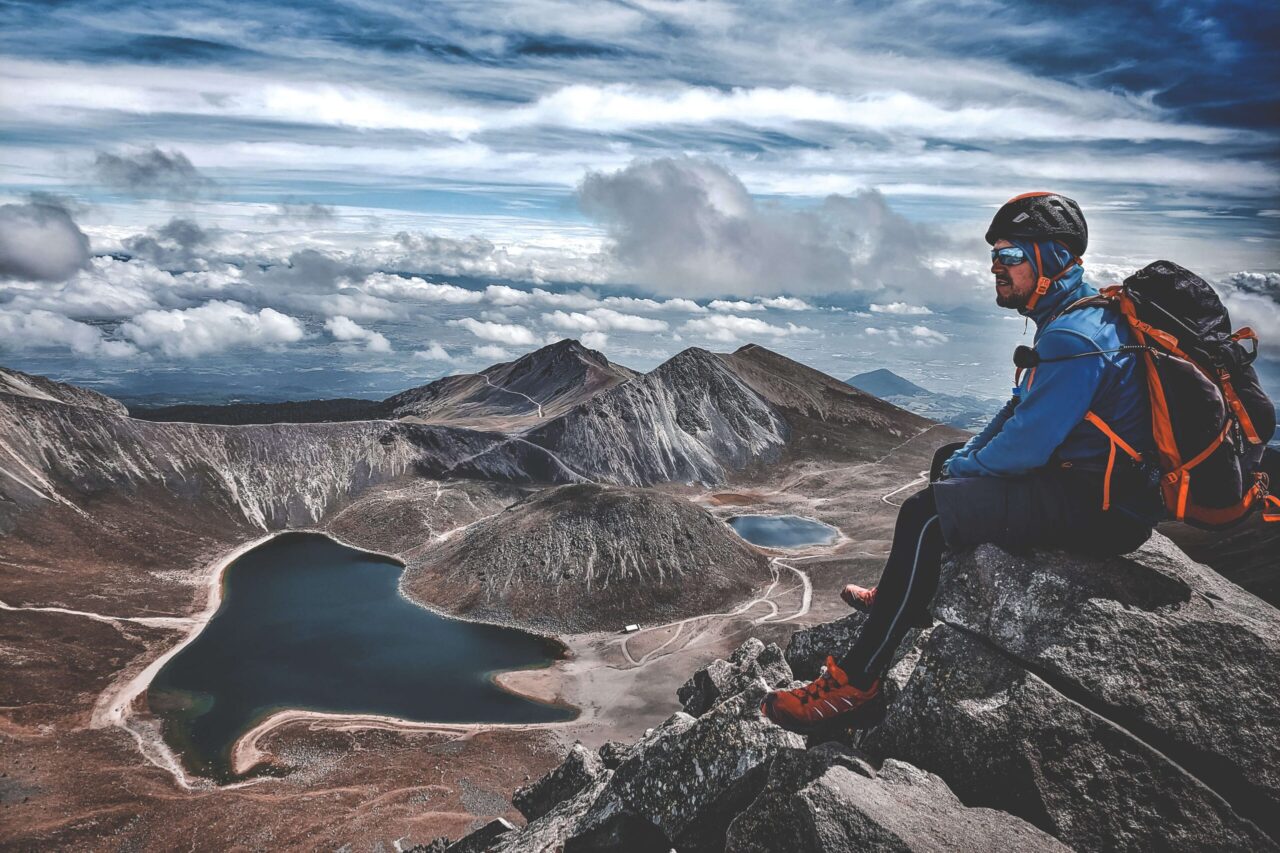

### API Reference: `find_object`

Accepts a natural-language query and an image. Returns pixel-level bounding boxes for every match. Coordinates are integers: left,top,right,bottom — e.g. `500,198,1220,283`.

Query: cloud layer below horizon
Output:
1,0,1276,402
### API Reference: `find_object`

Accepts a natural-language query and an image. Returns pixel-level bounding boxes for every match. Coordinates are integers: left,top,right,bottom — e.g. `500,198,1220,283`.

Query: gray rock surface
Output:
442,818,515,852
725,744,1068,852
608,683,804,852
930,533,1280,830
678,637,793,716
867,624,1275,851
512,742,604,823
786,611,868,679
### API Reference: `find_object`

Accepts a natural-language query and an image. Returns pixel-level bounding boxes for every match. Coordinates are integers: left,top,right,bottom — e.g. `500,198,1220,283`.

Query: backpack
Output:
1062,260,1279,529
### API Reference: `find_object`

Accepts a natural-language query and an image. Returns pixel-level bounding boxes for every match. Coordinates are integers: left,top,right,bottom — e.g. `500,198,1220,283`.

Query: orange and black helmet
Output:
986,192,1088,257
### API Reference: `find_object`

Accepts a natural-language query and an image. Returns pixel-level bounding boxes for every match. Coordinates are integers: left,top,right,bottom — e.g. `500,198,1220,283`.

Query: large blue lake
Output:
148,533,574,780
728,514,839,548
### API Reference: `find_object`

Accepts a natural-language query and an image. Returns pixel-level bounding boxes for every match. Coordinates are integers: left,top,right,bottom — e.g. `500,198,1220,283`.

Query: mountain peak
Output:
846,368,928,398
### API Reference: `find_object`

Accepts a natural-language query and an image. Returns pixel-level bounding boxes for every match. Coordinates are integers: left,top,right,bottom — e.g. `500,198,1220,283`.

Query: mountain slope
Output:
383,339,638,431
0,366,129,416
409,483,772,632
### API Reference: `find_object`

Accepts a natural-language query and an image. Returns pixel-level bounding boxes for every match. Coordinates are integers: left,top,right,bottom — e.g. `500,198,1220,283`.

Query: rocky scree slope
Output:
452,344,929,487
408,483,772,632
423,532,1280,852
0,378,519,533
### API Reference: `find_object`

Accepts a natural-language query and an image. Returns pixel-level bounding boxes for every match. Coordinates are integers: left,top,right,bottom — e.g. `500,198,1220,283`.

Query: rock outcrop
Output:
725,745,1069,852
677,637,793,717
407,483,772,632
434,533,1280,852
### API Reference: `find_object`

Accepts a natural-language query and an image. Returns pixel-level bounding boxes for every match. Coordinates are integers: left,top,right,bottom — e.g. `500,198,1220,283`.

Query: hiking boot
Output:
841,583,877,612
759,656,883,736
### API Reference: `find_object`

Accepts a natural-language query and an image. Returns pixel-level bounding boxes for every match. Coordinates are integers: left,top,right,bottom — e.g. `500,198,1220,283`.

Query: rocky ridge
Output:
427,532,1280,852
384,338,640,427
0,365,128,416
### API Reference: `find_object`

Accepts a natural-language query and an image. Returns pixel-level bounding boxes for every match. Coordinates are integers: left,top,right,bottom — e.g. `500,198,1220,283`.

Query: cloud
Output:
580,330,609,350
93,147,213,198
1214,272,1280,358
448,317,539,345
542,307,668,333
680,314,814,342
272,200,336,222
364,273,484,304
0,199,91,282
0,309,137,358
1222,271,1280,303
577,157,965,301
120,300,305,357
709,299,765,312
120,217,217,268
413,342,456,362
870,302,933,315
472,344,511,360
324,315,393,353
760,296,813,311
864,324,949,345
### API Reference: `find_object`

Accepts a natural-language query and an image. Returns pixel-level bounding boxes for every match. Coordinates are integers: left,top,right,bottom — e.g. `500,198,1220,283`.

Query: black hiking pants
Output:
837,442,1155,690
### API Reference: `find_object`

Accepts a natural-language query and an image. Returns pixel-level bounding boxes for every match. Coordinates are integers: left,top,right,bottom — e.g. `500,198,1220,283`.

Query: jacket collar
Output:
1019,265,1094,331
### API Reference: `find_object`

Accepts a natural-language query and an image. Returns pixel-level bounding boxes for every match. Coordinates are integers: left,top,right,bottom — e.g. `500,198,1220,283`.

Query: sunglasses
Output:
991,246,1028,266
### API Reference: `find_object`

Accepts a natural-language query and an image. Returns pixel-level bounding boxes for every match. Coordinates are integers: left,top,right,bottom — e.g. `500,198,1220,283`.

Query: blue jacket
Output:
945,257,1154,487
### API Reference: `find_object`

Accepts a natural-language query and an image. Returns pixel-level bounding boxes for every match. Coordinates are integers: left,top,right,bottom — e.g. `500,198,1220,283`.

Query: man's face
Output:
992,238,1036,309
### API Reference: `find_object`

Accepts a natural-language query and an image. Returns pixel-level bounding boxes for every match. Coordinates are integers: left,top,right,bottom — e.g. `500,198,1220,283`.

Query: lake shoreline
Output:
91,527,584,789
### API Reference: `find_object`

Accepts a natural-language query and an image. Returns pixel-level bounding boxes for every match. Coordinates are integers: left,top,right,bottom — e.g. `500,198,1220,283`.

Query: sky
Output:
1,0,1277,405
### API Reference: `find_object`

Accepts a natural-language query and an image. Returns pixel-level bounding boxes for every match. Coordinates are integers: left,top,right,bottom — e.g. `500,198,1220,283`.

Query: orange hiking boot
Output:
759,656,883,736
841,583,877,612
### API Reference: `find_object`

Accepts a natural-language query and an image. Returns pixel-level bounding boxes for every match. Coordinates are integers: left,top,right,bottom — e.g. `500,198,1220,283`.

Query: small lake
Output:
148,533,573,780
728,514,840,548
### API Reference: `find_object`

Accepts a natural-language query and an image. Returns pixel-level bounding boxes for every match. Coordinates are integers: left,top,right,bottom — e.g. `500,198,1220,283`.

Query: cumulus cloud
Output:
121,217,217,268
709,299,765,312
864,324,949,346
577,157,963,301
760,296,813,311
0,309,137,358
93,147,213,198
472,344,511,360
413,342,456,362
542,307,668,333
0,199,91,282
120,300,305,357
324,315,392,353
580,330,609,350
1222,271,1280,303
364,273,484,304
870,302,933,315
681,314,814,342
448,317,539,345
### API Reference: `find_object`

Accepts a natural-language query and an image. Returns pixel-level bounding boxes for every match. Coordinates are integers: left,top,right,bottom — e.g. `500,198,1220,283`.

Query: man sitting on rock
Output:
761,192,1162,734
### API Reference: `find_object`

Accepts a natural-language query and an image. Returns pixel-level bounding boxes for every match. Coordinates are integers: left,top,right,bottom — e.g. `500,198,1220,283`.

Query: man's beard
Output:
995,278,1027,309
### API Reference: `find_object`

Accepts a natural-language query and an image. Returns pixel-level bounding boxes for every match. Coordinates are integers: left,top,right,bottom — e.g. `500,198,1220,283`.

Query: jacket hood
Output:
1011,238,1093,328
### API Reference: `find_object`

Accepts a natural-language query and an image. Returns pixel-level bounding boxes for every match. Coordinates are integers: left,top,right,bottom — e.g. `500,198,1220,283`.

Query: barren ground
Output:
0,423,956,850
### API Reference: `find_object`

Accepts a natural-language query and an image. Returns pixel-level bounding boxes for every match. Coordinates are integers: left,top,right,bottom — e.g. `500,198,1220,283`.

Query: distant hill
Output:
846,368,999,431
846,368,929,398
